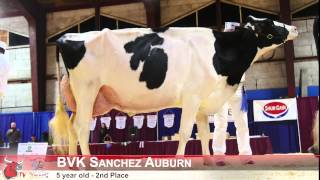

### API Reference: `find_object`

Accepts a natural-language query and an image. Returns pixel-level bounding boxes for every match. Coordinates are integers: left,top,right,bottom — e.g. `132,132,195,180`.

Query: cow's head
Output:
244,15,298,50
3,158,23,179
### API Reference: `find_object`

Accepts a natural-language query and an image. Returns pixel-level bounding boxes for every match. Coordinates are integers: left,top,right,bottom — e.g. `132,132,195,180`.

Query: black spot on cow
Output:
151,27,169,33
212,28,258,86
56,35,86,70
140,48,168,89
124,33,168,89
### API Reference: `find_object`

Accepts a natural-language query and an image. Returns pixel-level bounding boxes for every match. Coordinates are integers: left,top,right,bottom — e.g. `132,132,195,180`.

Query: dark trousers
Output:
9,143,18,154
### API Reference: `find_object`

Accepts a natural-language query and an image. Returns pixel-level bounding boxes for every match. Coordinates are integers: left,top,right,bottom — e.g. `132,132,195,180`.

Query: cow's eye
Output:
267,34,273,39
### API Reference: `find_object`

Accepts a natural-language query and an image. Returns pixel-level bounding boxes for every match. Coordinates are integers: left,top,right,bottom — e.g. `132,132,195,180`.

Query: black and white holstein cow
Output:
50,16,298,158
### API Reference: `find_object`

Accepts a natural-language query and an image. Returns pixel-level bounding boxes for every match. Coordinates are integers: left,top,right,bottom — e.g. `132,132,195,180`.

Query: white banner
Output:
147,115,157,128
90,118,97,131
224,22,240,32
253,98,298,122
163,114,175,128
133,115,144,129
17,143,48,155
10,170,317,180
101,116,111,129
116,116,127,129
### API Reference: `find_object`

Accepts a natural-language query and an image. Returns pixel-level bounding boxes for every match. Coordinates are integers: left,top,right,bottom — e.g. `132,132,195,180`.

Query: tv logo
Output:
263,102,288,119
2,158,24,179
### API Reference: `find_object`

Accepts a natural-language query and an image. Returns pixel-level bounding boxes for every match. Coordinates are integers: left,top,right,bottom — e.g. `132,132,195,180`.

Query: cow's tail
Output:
49,45,70,154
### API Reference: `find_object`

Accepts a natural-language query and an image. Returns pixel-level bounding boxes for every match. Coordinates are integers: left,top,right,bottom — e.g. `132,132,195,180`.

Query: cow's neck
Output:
212,28,258,86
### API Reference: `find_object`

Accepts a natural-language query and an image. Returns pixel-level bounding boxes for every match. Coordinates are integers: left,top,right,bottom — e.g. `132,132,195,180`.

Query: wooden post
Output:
143,0,161,28
14,0,47,111
216,0,222,31
279,0,296,97
27,15,47,112
95,6,101,30
0,30,9,44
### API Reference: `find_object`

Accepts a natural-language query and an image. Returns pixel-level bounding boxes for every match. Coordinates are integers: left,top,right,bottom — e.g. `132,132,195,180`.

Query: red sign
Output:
264,102,287,114
263,102,288,118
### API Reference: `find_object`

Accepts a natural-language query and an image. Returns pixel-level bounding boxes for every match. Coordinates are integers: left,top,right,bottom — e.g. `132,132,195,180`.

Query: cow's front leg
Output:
212,104,228,156
196,112,214,166
196,112,210,155
176,95,201,155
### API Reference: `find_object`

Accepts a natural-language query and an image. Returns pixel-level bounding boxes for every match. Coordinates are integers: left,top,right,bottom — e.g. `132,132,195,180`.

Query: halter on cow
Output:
50,16,298,159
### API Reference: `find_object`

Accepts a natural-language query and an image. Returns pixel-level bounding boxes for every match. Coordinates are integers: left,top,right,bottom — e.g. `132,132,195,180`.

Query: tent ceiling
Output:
0,0,318,19
223,0,318,13
35,0,318,13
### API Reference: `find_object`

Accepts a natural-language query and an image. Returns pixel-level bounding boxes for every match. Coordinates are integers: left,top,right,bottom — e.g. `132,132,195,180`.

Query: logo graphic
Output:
3,158,23,179
31,158,44,170
26,146,32,152
263,102,288,119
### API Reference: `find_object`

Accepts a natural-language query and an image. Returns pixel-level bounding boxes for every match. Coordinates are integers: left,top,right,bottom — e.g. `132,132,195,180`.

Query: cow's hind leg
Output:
196,112,213,165
176,95,201,155
68,113,78,155
67,113,80,170
72,82,100,156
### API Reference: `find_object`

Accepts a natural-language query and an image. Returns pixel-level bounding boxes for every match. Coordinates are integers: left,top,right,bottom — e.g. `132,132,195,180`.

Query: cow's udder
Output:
61,75,121,117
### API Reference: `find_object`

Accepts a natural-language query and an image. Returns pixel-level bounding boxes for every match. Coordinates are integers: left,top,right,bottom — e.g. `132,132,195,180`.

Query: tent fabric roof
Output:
36,0,318,13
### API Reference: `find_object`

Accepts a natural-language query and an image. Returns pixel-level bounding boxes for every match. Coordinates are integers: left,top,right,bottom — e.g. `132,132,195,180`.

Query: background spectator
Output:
42,131,49,142
99,123,108,143
0,133,4,147
31,134,38,142
6,122,21,152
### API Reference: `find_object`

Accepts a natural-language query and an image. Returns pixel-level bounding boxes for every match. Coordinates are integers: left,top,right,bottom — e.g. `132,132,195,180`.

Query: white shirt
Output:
115,116,127,129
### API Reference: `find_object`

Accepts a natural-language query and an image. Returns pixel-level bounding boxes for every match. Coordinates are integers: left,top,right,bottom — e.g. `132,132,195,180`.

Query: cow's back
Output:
63,27,217,113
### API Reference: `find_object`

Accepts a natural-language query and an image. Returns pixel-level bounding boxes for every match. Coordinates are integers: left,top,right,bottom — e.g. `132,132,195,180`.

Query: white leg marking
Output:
212,104,228,155
229,95,252,155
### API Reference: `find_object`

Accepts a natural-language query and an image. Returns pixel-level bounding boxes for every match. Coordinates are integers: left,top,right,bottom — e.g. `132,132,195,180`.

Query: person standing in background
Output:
211,22,253,166
31,134,38,142
6,122,21,151
99,123,108,143
0,133,4,147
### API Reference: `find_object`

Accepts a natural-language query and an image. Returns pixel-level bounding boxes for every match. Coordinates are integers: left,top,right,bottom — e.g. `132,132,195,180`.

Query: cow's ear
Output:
246,15,255,24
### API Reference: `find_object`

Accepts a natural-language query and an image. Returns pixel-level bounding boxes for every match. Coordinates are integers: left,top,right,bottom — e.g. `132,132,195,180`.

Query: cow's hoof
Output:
307,146,319,155
85,166,97,171
215,161,226,166
203,157,215,166
68,166,79,170
203,161,213,166
242,160,255,165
